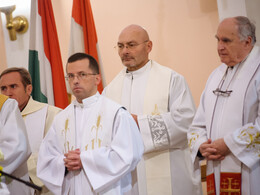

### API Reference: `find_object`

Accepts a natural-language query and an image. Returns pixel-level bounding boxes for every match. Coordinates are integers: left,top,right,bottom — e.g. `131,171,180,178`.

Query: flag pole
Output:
0,170,42,192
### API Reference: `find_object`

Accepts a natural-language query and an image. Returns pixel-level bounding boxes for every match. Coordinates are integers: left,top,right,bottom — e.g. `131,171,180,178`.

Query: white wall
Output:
0,0,31,68
217,0,247,20
217,0,260,46
246,0,260,46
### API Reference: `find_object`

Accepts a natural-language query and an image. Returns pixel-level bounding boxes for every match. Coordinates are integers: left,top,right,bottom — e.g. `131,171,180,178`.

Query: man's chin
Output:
73,90,82,98
123,63,136,68
219,57,228,64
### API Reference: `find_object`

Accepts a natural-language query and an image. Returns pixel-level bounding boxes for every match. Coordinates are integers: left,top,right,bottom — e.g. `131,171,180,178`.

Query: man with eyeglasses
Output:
104,24,201,195
37,53,144,194
188,16,260,195
0,67,61,194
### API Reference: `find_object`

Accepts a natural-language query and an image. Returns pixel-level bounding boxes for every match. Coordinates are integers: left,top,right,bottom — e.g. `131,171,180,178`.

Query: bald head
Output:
119,24,150,42
117,24,152,71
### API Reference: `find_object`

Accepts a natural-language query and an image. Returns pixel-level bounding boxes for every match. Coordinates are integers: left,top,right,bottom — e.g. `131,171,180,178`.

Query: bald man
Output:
188,16,260,195
104,25,201,195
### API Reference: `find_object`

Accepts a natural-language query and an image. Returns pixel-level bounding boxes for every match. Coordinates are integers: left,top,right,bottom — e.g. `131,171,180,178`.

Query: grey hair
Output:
234,16,256,45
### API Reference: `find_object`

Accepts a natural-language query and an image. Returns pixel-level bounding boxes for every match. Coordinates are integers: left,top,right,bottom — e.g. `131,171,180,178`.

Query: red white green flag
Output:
29,0,68,109
69,0,105,93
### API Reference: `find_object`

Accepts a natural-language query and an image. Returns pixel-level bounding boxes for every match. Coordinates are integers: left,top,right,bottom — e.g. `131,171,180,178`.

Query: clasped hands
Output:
199,138,230,161
64,148,83,171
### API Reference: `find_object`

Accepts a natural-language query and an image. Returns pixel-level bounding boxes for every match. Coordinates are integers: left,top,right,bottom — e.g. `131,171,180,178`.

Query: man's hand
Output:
199,139,218,160
64,148,82,171
199,138,230,161
212,138,230,157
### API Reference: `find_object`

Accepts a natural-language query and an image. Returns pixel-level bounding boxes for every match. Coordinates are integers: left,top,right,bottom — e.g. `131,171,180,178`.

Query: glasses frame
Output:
213,88,233,97
65,72,97,81
212,66,235,97
115,40,149,51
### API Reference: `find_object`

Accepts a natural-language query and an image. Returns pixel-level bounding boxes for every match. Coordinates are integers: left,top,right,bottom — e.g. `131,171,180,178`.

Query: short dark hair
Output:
0,67,32,89
67,53,100,74
234,16,256,45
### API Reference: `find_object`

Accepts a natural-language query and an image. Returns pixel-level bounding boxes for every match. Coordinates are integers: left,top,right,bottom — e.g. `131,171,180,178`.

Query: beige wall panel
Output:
2,0,221,106
54,0,220,106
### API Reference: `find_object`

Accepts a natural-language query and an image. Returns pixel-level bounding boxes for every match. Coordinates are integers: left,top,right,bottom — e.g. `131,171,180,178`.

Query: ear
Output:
26,84,33,95
245,36,252,47
95,74,101,86
146,40,153,53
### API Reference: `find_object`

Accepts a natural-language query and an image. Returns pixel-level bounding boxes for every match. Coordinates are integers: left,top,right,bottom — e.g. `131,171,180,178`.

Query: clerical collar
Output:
74,92,100,108
125,60,151,76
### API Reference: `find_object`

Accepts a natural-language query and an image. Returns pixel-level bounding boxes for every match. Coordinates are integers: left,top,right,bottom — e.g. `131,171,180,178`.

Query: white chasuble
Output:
105,61,201,195
37,93,143,195
22,97,61,192
23,104,47,154
0,97,31,195
188,46,260,195
139,62,172,195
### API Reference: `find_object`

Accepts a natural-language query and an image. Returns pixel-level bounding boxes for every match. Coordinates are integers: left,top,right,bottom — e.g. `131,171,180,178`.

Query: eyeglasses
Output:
65,72,97,81
213,88,233,97
212,67,234,97
115,40,149,51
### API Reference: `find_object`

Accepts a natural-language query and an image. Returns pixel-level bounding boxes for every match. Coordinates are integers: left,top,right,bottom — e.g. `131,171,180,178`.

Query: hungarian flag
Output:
28,0,68,109
69,0,104,93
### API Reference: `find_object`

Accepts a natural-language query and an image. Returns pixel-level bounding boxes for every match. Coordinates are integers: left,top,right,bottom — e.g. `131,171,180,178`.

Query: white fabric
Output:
188,46,260,195
0,98,31,195
23,101,47,154
104,60,202,195
22,97,61,194
0,182,9,195
37,93,144,195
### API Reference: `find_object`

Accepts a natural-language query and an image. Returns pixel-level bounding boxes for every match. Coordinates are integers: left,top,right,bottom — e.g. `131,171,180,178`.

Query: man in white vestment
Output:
104,24,202,195
0,94,31,195
0,67,61,194
37,53,144,195
188,16,260,195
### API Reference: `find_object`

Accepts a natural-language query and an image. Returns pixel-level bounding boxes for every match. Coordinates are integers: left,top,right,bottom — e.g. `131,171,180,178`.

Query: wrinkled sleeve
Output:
80,108,144,192
224,123,260,169
187,90,208,164
224,78,260,169
0,99,31,174
37,123,65,195
138,73,196,153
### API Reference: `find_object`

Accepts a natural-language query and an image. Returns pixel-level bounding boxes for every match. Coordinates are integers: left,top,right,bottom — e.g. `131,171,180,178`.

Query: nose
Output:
121,45,130,54
218,41,225,50
72,75,80,84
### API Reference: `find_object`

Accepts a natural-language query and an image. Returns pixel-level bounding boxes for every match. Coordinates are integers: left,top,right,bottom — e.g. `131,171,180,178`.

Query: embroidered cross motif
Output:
220,178,240,195
207,180,215,195
207,174,216,195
